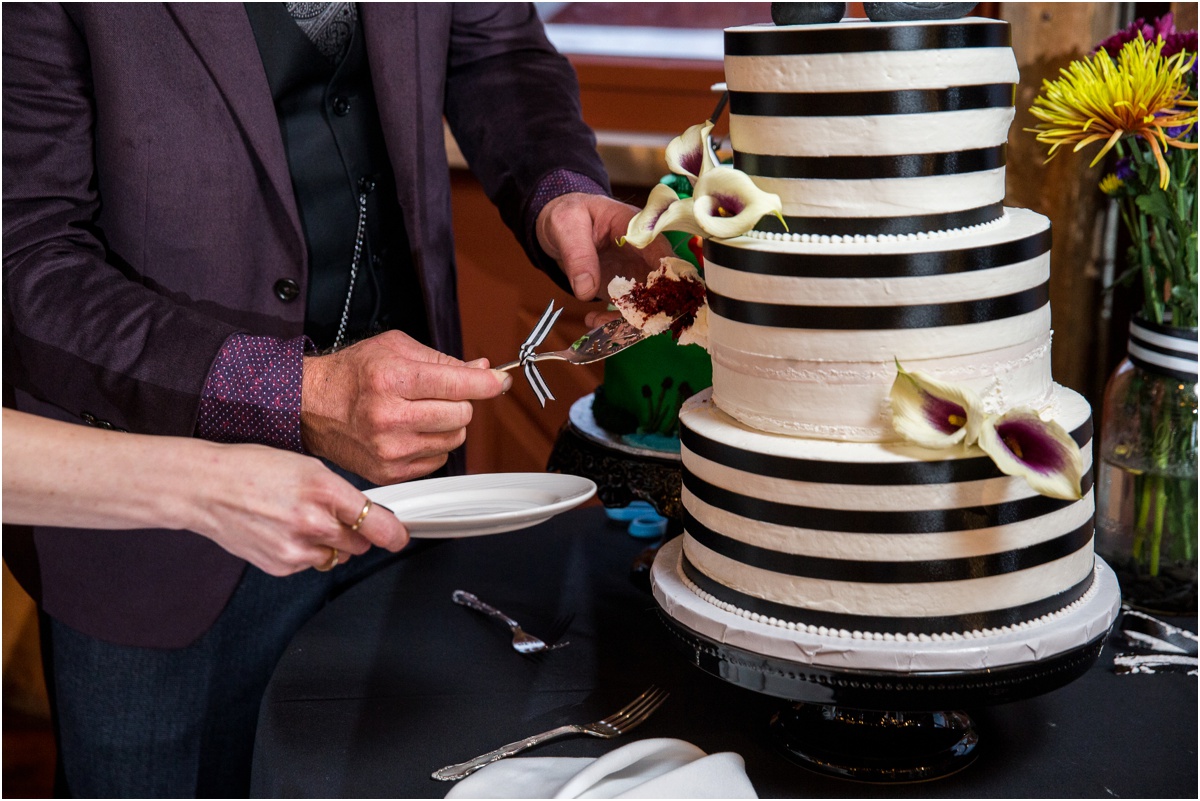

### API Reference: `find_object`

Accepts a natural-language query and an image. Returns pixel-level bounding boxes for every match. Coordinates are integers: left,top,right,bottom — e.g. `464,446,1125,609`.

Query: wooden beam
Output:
1002,2,1123,407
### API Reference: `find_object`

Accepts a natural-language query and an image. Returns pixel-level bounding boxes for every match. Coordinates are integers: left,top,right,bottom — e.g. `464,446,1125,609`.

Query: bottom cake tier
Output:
678,386,1097,637
652,536,1121,676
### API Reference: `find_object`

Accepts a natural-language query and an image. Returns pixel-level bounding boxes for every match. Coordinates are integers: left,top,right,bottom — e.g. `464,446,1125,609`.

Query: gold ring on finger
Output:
350,499,372,532
314,546,339,572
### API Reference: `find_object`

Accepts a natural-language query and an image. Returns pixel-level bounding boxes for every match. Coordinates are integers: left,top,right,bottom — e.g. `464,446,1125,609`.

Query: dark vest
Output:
245,3,430,350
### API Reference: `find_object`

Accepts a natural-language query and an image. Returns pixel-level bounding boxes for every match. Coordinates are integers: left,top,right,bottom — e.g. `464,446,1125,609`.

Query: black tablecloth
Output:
251,506,1198,798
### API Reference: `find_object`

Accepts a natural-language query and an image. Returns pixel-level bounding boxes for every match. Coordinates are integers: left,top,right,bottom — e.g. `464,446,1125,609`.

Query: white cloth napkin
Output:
444,737,758,799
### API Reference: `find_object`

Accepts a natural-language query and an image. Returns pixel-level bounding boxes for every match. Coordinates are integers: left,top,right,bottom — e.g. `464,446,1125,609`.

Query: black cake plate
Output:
548,393,682,519
548,393,684,582
650,536,1122,782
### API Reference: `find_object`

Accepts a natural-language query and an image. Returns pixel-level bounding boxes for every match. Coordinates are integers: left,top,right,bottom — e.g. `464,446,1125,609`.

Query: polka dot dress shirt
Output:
197,334,308,452
196,170,606,450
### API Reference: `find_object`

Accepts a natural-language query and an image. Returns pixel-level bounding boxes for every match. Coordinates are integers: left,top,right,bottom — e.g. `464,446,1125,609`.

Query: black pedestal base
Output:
768,703,978,783
548,394,684,589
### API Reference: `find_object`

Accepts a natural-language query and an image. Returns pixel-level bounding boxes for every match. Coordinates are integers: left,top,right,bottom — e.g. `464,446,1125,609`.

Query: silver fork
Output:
451,590,568,655
431,686,669,781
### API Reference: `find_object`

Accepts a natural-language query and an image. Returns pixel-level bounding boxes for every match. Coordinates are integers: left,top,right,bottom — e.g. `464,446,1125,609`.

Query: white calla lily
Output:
665,120,715,183
888,362,984,449
619,184,705,249
692,166,786,240
977,410,1084,501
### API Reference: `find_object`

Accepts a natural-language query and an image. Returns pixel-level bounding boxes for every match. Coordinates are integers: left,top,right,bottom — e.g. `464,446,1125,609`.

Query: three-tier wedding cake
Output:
651,16,1119,661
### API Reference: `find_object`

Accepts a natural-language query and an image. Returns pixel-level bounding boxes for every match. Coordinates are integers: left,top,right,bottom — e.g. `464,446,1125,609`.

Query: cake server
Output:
492,316,650,372
493,301,669,407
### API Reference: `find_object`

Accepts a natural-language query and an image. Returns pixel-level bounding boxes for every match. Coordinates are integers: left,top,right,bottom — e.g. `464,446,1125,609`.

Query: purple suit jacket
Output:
2,2,608,647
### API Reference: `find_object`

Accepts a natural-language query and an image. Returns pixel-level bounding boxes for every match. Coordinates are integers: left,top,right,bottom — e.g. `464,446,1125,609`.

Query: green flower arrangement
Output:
1027,14,1197,610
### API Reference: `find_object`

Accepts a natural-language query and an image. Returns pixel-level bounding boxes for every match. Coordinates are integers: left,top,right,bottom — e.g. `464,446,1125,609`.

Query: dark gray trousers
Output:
41,546,399,798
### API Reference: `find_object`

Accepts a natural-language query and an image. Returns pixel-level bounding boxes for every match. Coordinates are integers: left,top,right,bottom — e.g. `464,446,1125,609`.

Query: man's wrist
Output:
298,352,336,458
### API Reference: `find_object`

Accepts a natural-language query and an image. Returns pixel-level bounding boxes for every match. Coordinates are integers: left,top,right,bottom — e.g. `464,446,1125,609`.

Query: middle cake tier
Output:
702,207,1053,440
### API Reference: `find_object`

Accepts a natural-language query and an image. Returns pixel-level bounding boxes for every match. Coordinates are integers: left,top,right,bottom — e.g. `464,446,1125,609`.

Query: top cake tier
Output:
724,17,1017,237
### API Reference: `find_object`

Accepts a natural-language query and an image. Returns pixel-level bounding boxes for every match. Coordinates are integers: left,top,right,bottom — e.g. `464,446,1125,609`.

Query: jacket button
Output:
81,411,97,425
274,278,300,302
332,96,351,116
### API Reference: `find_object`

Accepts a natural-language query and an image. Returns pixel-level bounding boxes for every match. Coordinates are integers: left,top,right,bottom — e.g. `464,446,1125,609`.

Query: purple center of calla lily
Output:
709,193,745,218
995,419,1067,474
921,392,968,435
681,148,703,177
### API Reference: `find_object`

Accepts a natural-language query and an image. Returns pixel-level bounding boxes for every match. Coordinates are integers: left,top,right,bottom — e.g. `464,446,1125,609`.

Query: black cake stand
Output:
547,393,683,581
651,537,1123,783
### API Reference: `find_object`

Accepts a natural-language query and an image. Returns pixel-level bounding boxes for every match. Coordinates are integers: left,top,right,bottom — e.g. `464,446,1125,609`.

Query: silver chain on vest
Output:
332,189,368,351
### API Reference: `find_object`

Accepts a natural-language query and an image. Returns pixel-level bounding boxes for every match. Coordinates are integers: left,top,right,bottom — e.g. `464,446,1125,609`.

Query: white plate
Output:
364,473,597,538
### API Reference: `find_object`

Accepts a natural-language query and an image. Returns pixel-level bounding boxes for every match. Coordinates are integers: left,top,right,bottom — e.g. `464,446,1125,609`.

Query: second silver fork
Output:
432,686,669,781
452,590,568,655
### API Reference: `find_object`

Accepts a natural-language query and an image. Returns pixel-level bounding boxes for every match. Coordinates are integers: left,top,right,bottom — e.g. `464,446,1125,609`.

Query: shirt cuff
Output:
523,169,609,284
197,333,307,453
526,169,609,258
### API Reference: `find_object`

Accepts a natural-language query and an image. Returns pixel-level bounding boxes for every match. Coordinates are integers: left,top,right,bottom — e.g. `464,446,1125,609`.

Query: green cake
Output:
592,197,713,452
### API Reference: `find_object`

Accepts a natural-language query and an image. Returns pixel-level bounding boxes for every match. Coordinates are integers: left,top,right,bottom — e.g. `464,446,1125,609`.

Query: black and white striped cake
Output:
674,17,1097,637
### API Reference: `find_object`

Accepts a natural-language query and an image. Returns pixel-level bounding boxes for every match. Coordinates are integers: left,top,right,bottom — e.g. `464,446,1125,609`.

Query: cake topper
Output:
770,2,844,25
770,2,977,25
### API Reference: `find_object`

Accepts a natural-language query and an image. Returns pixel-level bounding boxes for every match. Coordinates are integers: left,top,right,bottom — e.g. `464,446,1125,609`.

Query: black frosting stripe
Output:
706,281,1048,330
680,552,1095,635
729,84,1014,117
685,509,1094,583
724,21,1011,56
682,468,1094,534
753,204,1005,237
680,413,1092,485
734,145,1006,180
704,225,1049,279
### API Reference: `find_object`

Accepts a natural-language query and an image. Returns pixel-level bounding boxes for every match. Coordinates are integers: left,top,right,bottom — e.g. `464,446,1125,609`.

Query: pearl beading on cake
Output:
679,558,1104,642
743,211,1009,245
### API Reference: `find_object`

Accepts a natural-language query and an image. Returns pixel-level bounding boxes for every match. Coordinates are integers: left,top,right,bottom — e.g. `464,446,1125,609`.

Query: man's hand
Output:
536,193,675,309
300,330,511,485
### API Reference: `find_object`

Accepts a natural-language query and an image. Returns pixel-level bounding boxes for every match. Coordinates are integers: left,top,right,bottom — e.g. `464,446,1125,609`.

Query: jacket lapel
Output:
165,3,303,249
360,3,421,239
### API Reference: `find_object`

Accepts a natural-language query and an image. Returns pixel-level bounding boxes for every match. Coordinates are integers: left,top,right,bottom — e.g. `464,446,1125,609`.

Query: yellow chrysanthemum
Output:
1098,173,1124,195
1026,34,1197,189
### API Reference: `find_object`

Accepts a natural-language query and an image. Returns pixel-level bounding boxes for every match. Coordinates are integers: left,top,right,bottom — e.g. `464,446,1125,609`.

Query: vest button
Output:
332,96,351,116
273,278,301,302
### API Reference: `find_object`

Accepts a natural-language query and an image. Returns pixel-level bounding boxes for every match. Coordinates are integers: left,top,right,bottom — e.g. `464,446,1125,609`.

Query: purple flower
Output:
1114,157,1135,181
978,410,1084,500
1095,13,1196,60
922,394,969,435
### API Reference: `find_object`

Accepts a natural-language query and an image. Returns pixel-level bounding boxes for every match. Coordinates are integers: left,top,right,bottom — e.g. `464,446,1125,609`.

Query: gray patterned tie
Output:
286,2,357,63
